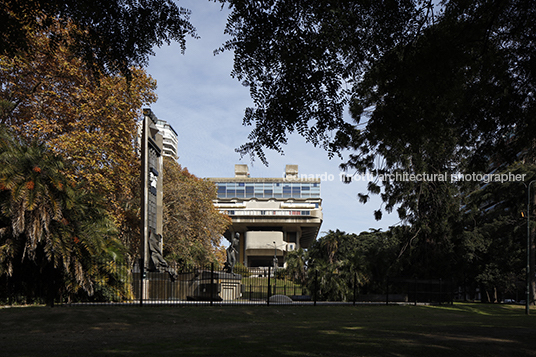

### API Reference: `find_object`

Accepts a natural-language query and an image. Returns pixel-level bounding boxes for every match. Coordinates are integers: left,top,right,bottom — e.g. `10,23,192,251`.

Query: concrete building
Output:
154,119,179,159
209,164,323,268
140,109,164,267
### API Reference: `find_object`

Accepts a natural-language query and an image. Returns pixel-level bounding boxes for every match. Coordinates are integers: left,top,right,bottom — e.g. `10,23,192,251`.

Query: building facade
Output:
154,119,179,159
209,164,323,268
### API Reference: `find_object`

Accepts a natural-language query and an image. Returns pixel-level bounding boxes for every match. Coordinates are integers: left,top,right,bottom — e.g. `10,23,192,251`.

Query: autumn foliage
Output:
162,157,231,267
0,18,157,255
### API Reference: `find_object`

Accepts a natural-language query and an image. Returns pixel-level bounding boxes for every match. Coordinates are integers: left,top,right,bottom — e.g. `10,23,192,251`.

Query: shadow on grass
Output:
1,303,535,356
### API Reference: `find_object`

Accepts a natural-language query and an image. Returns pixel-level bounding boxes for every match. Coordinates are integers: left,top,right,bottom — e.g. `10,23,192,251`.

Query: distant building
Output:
154,119,179,159
208,165,323,268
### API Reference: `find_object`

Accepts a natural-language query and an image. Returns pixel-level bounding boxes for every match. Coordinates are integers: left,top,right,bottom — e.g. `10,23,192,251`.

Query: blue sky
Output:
146,0,400,235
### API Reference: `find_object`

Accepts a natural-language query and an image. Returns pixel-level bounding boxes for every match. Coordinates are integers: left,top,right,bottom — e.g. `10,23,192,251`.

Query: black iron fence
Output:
130,263,309,306
0,262,455,306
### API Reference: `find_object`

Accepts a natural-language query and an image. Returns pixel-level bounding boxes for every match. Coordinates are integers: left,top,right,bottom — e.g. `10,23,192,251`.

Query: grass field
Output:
1,303,535,356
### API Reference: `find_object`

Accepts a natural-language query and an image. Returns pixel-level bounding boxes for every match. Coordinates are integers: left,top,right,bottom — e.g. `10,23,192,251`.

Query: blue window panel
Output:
238,182,245,186
236,189,244,198
302,185,310,191
227,189,236,197
264,189,273,195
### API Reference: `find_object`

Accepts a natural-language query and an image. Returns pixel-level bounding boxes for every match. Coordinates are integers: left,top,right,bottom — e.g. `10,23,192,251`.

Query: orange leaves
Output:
0,18,157,253
162,157,231,266
26,181,35,190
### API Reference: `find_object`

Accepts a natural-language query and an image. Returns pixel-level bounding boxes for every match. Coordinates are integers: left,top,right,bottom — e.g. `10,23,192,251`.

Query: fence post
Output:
439,278,442,305
267,266,271,306
386,277,389,305
210,263,214,306
414,278,418,306
314,270,318,306
353,272,357,306
139,258,144,307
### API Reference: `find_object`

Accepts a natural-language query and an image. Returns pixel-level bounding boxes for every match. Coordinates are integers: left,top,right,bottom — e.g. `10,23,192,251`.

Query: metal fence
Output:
114,263,310,306
0,261,455,306
72,263,454,306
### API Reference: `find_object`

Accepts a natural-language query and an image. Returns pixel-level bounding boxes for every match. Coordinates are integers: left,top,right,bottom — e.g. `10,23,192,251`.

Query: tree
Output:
217,0,430,162
307,230,370,301
219,0,536,278
460,163,536,303
0,128,128,305
1,0,197,79
219,0,535,170
283,248,307,286
0,18,157,256
162,157,231,268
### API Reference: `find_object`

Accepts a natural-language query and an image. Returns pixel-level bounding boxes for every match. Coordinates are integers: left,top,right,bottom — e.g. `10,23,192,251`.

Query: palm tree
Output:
284,248,308,286
0,128,129,304
0,130,69,268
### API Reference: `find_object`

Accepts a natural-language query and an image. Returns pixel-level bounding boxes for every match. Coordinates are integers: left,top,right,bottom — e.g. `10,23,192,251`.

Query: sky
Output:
146,0,401,235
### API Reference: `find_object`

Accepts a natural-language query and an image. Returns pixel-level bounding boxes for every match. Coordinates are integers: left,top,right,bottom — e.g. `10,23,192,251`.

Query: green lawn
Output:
1,303,535,356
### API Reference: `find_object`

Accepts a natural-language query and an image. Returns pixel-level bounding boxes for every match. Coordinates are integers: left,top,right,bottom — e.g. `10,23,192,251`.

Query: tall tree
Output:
0,18,157,255
162,157,231,268
219,0,535,169
218,0,536,277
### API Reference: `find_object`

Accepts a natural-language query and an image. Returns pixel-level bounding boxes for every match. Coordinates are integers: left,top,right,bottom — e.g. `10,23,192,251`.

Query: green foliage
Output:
0,128,129,303
283,248,307,285
306,230,389,301
218,1,536,294
233,262,251,277
218,0,419,163
1,0,198,79
459,162,536,302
